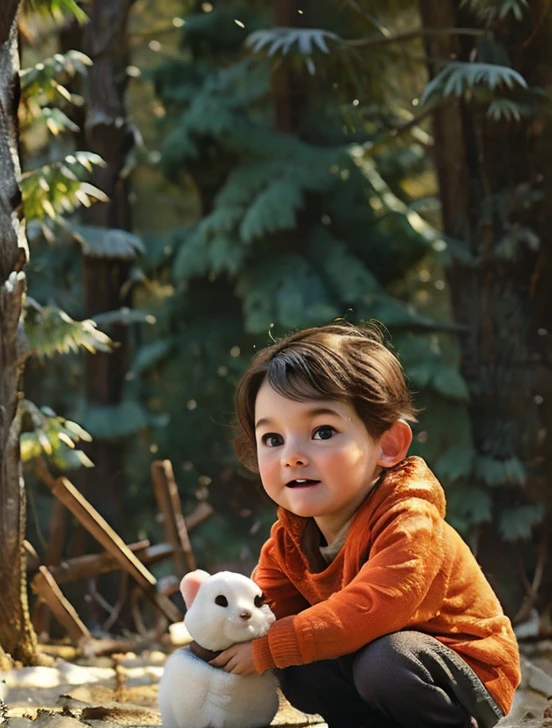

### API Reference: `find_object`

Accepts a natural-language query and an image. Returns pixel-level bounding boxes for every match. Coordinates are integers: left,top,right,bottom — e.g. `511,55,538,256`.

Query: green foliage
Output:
24,297,113,358
23,0,88,24
474,456,526,488
486,98,530,122
71,225,145,260
499,505,544,541
415,0,548,557
446,484,493,533
420,61,527,105
140,0,482,562
21,152,107,224
77,400,166,439
460,0,529,24
92,308,156,328
246,27,340,56
20,50,92,102
20,400,93,471
20,0,548,582
495,224,540,259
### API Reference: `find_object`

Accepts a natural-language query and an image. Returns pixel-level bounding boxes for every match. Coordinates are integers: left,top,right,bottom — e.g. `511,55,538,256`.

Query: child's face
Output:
254,379,386,544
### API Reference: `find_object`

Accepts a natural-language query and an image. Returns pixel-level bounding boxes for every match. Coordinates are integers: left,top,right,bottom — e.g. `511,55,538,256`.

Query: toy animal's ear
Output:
180,569,211,609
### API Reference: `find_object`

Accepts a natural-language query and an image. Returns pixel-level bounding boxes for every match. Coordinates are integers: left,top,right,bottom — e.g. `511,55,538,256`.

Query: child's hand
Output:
210,641,257,675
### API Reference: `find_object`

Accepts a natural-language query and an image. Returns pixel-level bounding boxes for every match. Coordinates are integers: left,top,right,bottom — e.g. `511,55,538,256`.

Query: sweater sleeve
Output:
252,533,311,620
252,497,447,672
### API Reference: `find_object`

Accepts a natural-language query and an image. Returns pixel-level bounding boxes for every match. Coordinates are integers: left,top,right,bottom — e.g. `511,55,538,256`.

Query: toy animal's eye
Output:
215,595,229,608
254,594,265,608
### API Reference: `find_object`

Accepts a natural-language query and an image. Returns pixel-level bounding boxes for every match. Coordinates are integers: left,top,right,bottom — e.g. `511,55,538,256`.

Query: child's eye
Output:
313,425,336,440
261,433,284,447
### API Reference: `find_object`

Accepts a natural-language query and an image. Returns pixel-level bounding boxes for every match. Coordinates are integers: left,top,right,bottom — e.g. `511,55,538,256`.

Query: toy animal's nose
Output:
239,610,252,621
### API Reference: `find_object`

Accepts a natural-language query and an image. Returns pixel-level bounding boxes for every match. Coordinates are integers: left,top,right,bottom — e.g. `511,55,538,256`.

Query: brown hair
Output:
234,321,417,471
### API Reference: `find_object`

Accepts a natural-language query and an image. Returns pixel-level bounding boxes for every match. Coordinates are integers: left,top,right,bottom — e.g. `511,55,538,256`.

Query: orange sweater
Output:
251,456,520,715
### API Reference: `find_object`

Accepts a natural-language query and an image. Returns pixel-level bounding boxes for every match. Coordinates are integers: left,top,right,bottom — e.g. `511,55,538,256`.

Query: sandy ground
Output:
1,640,551,728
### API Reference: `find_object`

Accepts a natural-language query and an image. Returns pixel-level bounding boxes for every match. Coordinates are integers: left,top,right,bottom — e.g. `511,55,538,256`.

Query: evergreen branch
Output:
92,308,156,328
23,0,88,24
71,225,145,260
20,400,93,470
78,401,157,439
22,106,80,136
340,27,486,50
380,101,445,143
20,50,91,102
420,62,528,105
247,26,486,58
21,152,107,222
460,0,529,24
24,297,113,358
246,28,340,56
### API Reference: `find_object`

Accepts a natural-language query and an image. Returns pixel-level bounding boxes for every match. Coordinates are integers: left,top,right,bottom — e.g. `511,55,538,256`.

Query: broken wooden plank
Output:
151,460,196,573
185,500,214,531
45,498,67,569
48,541,176,584
36,499,68,638
45,477,182,623
48,539,150,583
30,566,91,644
23,540,40,572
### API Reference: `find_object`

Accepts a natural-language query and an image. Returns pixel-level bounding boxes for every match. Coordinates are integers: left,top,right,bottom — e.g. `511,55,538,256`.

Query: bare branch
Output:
339,27,486,51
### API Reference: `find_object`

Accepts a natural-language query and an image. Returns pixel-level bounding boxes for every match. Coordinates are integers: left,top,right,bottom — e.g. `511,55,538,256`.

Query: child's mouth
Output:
286,479,320,488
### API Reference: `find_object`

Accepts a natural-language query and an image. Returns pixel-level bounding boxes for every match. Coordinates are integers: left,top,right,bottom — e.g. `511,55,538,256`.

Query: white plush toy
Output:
158,570,279,728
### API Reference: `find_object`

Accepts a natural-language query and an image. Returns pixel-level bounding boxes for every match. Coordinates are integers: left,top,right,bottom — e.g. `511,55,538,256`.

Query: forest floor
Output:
1,638,551,728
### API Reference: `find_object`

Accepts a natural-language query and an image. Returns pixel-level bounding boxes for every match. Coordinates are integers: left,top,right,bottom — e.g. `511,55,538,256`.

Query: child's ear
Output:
180,569,211,609
377,420,412,468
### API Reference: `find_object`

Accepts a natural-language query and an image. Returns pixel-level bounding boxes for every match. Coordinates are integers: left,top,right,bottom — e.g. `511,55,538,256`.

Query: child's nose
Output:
282,442,309,467
286,455,305,466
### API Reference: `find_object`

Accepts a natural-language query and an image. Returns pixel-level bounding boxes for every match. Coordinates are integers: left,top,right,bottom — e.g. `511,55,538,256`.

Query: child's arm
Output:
252,498,449,672
252,535,310,619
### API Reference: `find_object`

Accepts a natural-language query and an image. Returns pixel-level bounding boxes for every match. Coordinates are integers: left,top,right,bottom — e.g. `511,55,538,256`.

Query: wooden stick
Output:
31,566,91,644
151,460,196,573
23,540,40,572
45,498,67,568
185,501,214,531
49,541,176,584
45,476,182,622
48,539,153,584
36,498,68,638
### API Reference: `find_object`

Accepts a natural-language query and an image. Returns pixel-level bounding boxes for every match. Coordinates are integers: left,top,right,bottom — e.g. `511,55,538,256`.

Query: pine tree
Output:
135,0,470,565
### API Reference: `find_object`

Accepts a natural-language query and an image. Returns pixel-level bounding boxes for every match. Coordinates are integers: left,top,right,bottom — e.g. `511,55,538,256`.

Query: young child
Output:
210,322,520,728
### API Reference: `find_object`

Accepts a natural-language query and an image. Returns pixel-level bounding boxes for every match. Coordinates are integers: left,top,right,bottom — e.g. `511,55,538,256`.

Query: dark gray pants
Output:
277,631,504,728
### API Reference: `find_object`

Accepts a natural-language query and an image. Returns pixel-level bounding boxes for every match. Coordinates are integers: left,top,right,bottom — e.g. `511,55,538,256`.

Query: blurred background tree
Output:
13,0,552,644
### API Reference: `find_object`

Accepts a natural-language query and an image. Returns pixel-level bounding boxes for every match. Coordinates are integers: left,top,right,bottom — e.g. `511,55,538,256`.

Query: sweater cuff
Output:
253,615,304,672
252,636,274,672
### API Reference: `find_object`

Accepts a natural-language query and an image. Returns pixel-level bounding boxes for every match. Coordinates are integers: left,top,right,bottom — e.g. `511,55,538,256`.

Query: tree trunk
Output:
419,0,552,607
0,0,38,663
77,0,135,526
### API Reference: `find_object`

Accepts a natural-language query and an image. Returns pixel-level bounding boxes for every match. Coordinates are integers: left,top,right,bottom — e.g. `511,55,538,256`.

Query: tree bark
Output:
419,0,552,603
0,0,38,663
75,0,135,525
